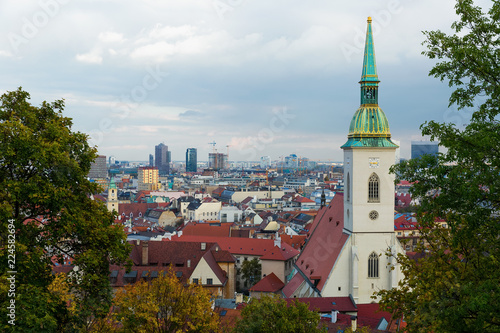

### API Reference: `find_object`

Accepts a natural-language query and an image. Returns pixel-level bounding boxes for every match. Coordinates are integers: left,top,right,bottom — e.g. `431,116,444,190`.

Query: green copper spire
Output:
361,17,379,83
341,17,398,149
360,17,379,106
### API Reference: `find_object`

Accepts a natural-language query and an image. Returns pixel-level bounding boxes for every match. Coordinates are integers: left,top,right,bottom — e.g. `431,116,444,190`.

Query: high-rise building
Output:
260,156,271,169
186,148,197,172
155,143,170,175
149,154,154,167
108,155,116,166
138,166,160,191
285,154,298,168
89,155,107,179
208,153,227,171
411,141,439,159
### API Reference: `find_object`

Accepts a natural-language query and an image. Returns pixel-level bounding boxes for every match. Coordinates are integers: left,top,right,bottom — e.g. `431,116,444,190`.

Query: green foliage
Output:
110,269,221,332
377,1,500,332
234,295,325,333
0,88,130,331
240,258,261,288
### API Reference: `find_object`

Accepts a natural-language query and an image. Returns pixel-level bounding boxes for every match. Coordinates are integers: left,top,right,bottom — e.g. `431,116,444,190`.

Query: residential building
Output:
249,273,284,299
169,235,299,290
155,143,170,175
219,206,243,222
137,166,160,191
149,154,154,167
186,200,222,221
186,148,197,172
108,241,236,298
89,155,107,179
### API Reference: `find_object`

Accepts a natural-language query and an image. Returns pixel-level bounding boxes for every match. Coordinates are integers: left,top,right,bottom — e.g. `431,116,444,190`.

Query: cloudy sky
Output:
0,0,482,162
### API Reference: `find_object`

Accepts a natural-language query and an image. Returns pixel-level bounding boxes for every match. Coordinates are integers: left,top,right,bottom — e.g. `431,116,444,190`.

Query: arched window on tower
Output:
368,252,379,278
368,173,380,203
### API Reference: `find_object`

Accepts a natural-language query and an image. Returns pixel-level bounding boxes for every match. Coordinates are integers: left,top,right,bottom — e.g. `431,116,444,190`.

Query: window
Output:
347,172,350,202
206,278,213,285
368,173,380,203
368,252,379,278
192,278,199,284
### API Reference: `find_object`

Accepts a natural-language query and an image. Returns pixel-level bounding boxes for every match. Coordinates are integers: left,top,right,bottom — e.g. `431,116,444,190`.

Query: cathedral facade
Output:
283,17,404,304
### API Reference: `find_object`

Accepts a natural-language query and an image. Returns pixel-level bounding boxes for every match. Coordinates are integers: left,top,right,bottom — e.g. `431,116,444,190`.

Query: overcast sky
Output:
0,0,484,162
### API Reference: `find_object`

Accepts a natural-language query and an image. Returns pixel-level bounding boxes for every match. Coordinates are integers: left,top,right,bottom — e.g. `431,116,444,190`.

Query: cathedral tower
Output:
341,17,401,303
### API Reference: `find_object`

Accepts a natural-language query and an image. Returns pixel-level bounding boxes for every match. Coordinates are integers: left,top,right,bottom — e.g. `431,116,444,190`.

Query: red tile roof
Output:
107,240,232,286
280,234,306,250
250,273,284,292
293,196,316,204
118,202,169,219
168,235,299,261
181,221,234,237
287,194,349,294
284,297,357,313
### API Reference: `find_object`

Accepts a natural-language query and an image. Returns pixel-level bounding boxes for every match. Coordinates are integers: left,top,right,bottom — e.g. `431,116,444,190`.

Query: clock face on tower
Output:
369,157,380,168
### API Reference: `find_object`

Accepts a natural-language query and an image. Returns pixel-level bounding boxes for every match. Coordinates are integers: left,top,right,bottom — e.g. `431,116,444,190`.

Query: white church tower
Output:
341,17,403,304
282,18,404,305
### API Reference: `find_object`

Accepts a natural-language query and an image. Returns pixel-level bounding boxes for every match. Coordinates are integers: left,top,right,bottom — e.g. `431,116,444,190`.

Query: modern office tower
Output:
137,166,160,191
149,154,154,167
285,154,298,168
186,148,197,172
155,143,170,175
411,141,439,159
89,155,107,179
208,153,227,171
260,156,271,169
108,155,116,166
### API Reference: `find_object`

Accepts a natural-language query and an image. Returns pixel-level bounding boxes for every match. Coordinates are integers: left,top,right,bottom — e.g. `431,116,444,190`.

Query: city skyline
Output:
0,0,477,161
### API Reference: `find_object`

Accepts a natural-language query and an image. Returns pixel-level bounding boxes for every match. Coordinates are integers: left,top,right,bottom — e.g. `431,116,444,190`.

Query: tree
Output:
234,295,325,333
0,88,130,331
111,269,221,332
377,1,500,331
240,258,261,289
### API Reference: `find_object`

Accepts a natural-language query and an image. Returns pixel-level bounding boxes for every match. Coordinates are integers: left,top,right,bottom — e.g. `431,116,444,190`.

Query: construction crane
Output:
208,141,216,153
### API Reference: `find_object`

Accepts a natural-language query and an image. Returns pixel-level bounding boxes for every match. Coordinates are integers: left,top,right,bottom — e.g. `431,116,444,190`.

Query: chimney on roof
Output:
331,310,338,323
141,241,149,266
350,316,357,332
274,232,281,249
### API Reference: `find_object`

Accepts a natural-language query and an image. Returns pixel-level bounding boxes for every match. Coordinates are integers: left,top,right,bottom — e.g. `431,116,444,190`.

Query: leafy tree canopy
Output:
0,88,130,331
377,1,500,332
240,258,261,288
109,269,221,333
234,295,325,333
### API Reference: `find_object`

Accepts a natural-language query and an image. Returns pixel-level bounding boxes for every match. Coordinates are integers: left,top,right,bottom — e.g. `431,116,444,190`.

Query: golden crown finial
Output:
367,16,372,23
